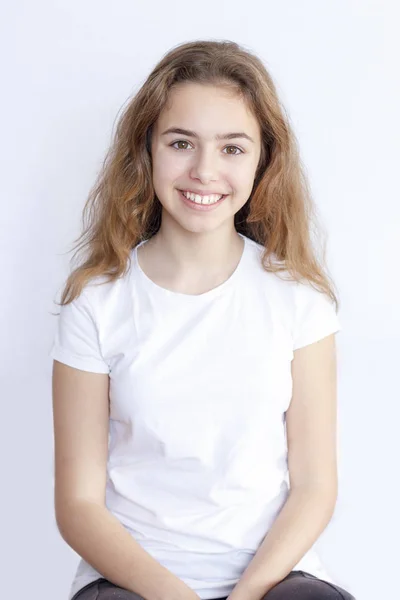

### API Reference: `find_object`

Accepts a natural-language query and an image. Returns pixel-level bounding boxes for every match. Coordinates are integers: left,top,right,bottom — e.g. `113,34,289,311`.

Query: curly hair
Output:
55,39,339,312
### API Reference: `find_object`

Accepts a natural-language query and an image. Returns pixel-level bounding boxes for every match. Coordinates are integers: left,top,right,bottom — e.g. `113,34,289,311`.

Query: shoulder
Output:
242,236,341,350
50,260,136,371
243,235,298,307
78,254,136,317
290,281,341,350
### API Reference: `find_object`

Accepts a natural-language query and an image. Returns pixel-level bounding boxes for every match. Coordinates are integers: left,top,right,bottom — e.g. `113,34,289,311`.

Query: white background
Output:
1,1,398,599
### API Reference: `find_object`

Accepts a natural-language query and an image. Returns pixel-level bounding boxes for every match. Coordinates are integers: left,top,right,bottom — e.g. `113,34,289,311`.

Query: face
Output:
149,82,262,236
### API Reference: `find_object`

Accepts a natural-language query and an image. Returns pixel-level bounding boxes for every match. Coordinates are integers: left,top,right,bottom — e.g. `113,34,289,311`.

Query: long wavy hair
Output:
55,39,339,312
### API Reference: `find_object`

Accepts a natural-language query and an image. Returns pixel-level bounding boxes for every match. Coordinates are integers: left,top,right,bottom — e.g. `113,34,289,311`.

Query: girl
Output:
50,40,356,600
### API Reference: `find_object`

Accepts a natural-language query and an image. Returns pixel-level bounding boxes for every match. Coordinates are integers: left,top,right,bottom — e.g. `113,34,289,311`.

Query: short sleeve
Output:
293,282,342,350
49,288,110,373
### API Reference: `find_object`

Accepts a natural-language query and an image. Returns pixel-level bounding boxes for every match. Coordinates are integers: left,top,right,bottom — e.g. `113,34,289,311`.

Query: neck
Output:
148,225,243,277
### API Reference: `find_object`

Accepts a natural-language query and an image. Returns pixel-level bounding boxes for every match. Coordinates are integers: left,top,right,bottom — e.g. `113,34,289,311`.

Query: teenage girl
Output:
50,40,356,600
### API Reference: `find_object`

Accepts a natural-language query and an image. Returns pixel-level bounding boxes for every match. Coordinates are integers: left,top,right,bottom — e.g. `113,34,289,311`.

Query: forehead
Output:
155,83,260,139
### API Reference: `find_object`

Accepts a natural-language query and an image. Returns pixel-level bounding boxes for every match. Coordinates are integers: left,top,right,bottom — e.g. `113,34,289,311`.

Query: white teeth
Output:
182,191,223,204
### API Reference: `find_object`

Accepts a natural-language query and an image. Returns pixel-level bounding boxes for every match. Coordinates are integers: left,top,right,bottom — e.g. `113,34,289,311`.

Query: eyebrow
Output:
161,127,255,144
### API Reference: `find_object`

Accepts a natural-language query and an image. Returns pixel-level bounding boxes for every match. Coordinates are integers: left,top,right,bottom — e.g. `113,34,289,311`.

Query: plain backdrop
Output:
1,2,398,599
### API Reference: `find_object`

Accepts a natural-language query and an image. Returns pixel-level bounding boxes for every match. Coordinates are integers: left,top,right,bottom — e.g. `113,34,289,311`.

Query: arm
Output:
227,333,339,600
52,360,199,600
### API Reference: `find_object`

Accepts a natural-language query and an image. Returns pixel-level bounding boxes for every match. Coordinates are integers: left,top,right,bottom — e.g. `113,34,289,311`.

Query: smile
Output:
178,189,228,211
180,190,226,205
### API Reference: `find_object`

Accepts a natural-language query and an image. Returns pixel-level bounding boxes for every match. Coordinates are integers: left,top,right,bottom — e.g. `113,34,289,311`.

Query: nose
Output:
189,147,219,184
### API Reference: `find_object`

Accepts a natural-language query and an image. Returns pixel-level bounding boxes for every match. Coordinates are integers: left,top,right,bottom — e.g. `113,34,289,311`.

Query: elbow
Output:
290,483,338,514
55,497,105,543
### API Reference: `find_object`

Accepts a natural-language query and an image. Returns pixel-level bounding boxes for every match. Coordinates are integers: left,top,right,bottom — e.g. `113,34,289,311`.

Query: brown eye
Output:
171,140,191,150
224,146,243,155
170,140,243,155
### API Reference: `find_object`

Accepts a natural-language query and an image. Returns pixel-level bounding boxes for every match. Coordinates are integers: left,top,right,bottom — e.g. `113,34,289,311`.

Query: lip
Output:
178,189,227,211
179,188,228,196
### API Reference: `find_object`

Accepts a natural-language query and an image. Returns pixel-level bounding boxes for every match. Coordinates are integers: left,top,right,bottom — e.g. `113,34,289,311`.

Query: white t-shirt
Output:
49,233,342,600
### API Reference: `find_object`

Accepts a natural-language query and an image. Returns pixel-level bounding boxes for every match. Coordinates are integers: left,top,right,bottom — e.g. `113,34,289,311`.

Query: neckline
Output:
133,233,248,300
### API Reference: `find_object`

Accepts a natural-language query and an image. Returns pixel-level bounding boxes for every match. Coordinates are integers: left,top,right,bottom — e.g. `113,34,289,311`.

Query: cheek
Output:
242,160,260,188
152,148,187,182
151,147,257,192
228,163,255,191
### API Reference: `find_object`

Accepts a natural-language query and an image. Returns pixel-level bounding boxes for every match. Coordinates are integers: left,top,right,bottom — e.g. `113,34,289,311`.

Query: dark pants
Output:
71,571,356,600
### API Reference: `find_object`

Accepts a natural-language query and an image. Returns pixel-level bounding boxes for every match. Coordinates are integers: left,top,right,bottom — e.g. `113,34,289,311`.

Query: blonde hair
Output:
56,39,339,312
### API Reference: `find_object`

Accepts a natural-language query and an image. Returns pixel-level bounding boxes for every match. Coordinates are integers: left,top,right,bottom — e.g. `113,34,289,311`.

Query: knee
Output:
95,580,147,600
263,575,342,599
